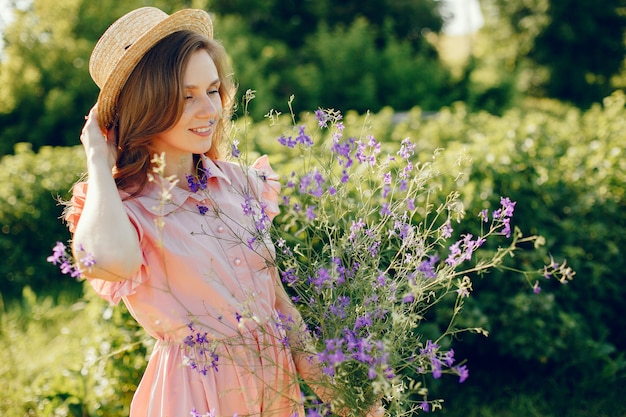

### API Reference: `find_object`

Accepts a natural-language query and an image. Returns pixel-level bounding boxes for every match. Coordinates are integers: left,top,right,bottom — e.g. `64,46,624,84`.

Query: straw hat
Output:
89,7,213,130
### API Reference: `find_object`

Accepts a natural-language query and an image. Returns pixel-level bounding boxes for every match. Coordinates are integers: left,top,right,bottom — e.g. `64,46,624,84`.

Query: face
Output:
151,49,222,167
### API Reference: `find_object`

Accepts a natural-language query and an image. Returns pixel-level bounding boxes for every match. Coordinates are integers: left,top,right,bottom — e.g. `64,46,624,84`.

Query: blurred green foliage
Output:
1,0,626,414
0,143,85,301
2,0,624,154
0,286,149,416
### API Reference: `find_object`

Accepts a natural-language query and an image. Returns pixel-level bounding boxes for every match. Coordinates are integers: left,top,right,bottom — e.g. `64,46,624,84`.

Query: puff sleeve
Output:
64,182,148,305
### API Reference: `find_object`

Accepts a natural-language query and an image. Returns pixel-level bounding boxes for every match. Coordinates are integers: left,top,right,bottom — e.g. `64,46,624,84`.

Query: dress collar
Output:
131,155,232,216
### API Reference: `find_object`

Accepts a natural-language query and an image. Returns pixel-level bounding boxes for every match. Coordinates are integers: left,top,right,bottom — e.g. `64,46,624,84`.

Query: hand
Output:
335,400,384,417
365,401,385,417
80,105,117,170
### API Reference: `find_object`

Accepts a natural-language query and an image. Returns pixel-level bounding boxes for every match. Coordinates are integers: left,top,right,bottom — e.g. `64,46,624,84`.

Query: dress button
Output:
234,258,242,266
217,226,225,233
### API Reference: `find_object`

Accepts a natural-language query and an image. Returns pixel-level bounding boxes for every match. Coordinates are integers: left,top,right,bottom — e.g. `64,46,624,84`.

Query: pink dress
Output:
67,155,304,417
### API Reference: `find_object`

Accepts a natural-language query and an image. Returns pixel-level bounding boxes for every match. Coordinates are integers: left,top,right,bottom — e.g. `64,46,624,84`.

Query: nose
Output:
197,94,222,118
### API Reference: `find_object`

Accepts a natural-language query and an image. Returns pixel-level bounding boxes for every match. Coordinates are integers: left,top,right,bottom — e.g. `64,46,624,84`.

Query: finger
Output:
106,125,118,144
368,407,384,417
367,403,385,417
80,106,108,144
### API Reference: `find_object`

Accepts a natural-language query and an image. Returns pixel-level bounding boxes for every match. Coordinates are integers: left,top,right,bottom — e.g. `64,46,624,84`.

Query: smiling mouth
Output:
190,120,217,134
191,126,213,133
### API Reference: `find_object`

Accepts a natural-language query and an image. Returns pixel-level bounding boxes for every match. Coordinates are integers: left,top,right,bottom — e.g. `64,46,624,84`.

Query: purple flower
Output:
349,218,365,242
186,167,210,193
296,125,313,147
479,209,489,222
274,311,294,335
305,205,316,221
400,161,414,179
354,314,372,329
431,357,442,379
543,266,552,279
442,349,455,366
231,141,241,158
315,109,329,128
445,241,463,266
281,268,299,286
80,252,96,268
328,296,350,319
254,202,271,232
197,205,209,215
455,364,469,383
368,241,381,256
355,140,367,163
60,260,81,278
417,255,439,279
190,409,216,417
306,408,323,417
310,267,332,292
402,293,415,303
48,241,93,277
420,340,439,357
298,169,325,197
277,134,297,148
184,324,219,374
241,194,254,216
500,217,512,238
47,241,66,265
398,138,415,159
406,197,415,211
445,234,486,266
441,220,453,238
382,184,392,199
500,196,516,217
376,272,387,287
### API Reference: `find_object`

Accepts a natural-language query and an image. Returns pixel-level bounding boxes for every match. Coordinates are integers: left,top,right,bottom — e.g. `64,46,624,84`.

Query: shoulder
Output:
213,156,278,184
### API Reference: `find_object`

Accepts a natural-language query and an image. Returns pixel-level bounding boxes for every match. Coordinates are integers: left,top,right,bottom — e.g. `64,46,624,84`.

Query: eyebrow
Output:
184,79,221,89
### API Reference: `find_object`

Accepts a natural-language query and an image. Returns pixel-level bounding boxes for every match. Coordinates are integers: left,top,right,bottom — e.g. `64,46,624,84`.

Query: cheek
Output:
215,96,224,112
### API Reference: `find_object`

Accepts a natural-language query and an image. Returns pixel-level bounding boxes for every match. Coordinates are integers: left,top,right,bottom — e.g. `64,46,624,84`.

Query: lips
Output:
190,126,213,133
190,119,217,134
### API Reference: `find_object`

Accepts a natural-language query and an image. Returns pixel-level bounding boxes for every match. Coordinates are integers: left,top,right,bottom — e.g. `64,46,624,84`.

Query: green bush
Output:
389,92,626,393
0,143,86,301
2,93,624,415
289,18,456,115
0,286,149,417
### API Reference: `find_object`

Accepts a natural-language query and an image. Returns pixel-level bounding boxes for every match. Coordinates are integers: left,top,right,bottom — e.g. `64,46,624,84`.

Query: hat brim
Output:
97,9,213,130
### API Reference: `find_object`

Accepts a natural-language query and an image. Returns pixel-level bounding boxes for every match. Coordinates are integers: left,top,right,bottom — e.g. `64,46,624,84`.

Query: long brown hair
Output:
112,30,236,195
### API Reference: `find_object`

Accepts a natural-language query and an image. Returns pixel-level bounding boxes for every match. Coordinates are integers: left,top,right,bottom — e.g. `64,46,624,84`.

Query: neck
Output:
158,153,196,189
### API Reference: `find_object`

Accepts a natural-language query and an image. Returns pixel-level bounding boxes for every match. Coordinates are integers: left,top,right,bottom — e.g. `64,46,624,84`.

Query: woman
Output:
68,7,326,417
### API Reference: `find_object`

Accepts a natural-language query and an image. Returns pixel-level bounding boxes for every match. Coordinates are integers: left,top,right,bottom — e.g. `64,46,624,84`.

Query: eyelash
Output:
185,89,220,100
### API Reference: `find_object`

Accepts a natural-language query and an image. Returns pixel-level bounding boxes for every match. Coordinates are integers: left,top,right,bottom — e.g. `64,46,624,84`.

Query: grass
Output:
2,288,625,416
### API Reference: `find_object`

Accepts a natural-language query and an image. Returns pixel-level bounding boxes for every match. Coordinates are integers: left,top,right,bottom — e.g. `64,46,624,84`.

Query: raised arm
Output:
71,106,142,282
